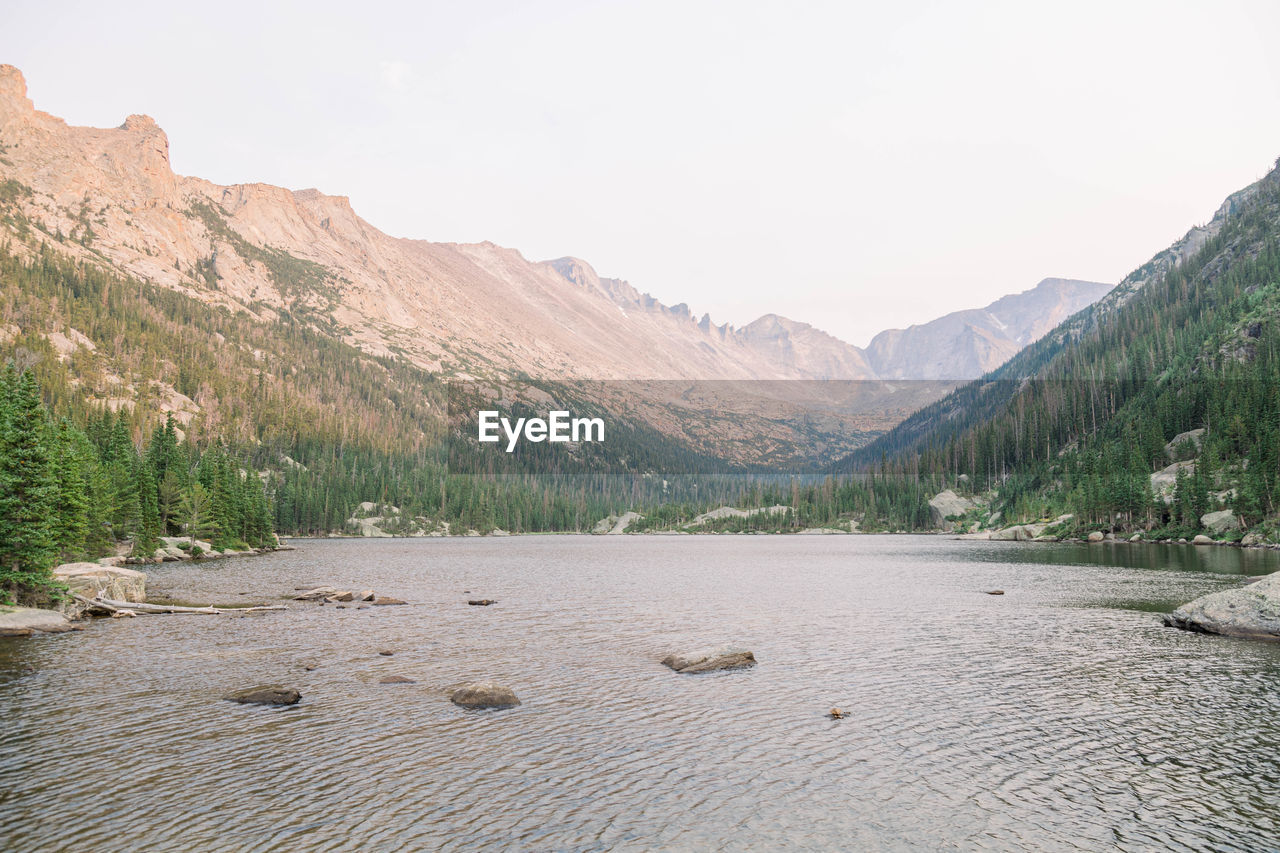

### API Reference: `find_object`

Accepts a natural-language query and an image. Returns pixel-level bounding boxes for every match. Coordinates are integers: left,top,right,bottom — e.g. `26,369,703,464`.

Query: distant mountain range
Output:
0,64,1108,387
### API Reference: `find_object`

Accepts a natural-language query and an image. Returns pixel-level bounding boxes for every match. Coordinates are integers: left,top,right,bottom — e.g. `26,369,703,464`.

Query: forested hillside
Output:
841,158,1280,540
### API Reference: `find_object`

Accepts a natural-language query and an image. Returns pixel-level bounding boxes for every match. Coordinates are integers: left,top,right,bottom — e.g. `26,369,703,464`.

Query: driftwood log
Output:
77,594,287,616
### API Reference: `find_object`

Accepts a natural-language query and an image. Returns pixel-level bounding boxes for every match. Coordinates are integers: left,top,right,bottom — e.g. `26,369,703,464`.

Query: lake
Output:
3,536,1280,851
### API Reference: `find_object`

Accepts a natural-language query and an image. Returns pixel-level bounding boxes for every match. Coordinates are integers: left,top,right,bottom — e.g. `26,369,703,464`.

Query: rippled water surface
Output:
4,536,1280,851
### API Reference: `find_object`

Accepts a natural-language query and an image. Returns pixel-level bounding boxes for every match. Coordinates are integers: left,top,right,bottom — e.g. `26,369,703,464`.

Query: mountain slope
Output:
0,65,1108,386
845,157,1280,537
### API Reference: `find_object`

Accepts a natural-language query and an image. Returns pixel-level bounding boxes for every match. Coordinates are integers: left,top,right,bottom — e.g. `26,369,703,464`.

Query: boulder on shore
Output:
52,563,146,603
1200,509,1240,535
1164,571,1280,641
223,686,301,706
662,646,757,674
928,490,977,529
0,606,77,637
1192,534,1215,545
450,682,520,709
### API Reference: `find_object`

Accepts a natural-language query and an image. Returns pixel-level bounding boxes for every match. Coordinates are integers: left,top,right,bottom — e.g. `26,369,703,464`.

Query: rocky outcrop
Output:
1150,461,1196,504
1165,428,1206,460
450,682,521,709
689,506,789,526
52,563,146,603
593,511,644,534
1164,572,1280,640
0,606,78,637
661,646,757,674
928,490,977,528
992,524,1042,541
1200,509,1240,535
864,278,1114,380
224,686,302,706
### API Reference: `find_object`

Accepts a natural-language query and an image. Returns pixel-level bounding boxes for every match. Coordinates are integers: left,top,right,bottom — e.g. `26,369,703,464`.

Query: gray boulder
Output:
450,682,520,709
294,586,338,601
1200,509,1240,535
1087,531,1105,543
991,524,1042,541
224,686,301,706
662,646,757,674
1165,428,1206,460
1164,571,1280,640
0,606,77,637
1193,534,1215,545
928,490,976,528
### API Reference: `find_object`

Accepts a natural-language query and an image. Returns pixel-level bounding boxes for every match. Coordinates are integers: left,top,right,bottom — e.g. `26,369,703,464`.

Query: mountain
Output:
863,278,1115,380
0,65,1107,387
843,157,1280,539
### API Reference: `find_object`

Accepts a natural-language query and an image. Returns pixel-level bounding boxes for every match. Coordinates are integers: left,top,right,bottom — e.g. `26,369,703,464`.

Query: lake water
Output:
3,536,1280,851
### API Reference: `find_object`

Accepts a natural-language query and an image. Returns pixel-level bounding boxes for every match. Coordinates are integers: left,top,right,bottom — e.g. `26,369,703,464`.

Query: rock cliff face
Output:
864,279,1115,380
0,65,1110,383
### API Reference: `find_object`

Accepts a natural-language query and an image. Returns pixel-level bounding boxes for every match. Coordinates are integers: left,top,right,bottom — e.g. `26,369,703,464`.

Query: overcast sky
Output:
4,0,1280,346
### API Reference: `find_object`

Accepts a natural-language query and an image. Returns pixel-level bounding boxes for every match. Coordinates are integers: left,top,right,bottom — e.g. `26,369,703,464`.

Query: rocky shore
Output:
0,536,294,636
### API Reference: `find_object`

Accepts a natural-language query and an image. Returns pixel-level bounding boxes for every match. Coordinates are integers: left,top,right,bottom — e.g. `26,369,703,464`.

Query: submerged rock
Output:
224,686,301,706
1164,572,1280,641
662,646,757,674
450,682,520,709
372,597,407,606
379,675,416,684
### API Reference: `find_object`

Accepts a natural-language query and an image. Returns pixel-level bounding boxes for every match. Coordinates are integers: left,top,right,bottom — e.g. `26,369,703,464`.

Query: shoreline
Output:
288,529,1280,550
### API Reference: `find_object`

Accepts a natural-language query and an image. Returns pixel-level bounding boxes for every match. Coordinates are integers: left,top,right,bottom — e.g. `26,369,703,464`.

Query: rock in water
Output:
1164,571,1280,641
379,676,416,684
467,599,496,606
372,597,407,606
293,586,338,601
224,686,301,706
661,646,757,674
0,606,77,636
450,682,520,709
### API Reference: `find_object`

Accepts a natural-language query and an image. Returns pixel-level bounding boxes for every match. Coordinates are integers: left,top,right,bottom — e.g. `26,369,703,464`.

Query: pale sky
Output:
4,0,1279,346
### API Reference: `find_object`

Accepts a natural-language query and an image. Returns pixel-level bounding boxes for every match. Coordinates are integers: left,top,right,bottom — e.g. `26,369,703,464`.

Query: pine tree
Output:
0,367,59,603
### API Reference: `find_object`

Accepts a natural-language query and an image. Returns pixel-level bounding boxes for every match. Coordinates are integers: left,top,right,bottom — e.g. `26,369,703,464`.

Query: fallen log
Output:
74,593,135,617
89,597,287,615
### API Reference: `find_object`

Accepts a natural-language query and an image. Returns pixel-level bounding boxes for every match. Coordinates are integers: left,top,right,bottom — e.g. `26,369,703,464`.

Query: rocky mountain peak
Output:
0,65,32,111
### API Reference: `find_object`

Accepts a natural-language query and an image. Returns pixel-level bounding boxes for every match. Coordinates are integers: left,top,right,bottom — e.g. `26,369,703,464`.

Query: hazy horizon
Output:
3,0,1279,346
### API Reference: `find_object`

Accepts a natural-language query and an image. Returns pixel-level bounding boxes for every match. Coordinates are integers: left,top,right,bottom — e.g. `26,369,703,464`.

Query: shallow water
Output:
3,536,1280,851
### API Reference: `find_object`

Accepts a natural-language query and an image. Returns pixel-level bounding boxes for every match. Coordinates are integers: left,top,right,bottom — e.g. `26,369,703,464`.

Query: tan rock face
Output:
51,563,146,603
